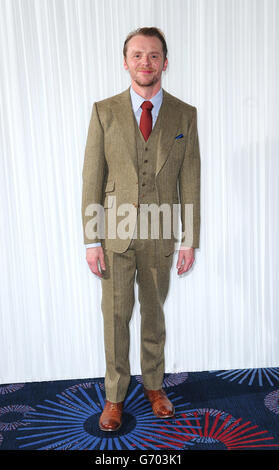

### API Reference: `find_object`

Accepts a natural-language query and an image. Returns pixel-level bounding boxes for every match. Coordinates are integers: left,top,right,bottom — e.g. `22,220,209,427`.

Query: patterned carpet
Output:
1,368,279,450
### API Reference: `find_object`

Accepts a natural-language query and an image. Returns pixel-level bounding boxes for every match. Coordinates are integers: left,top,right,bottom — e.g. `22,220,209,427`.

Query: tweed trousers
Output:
101,213,174,403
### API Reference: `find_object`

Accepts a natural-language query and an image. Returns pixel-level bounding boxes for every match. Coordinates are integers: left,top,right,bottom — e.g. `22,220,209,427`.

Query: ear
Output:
123,57,129,70
162,57,168,71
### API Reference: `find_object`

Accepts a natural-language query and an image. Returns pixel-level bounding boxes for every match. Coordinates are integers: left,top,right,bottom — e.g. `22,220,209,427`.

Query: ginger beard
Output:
132,67,160,87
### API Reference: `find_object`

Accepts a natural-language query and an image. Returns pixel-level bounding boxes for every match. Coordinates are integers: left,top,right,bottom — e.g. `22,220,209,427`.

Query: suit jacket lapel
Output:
111,88,138,176
156,89,182,176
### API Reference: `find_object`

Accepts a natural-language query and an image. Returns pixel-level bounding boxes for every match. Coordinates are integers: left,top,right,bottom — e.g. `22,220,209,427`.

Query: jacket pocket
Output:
105,180,115,192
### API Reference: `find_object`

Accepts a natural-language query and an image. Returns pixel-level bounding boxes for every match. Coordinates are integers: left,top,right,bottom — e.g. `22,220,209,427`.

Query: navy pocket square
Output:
175,134,184,140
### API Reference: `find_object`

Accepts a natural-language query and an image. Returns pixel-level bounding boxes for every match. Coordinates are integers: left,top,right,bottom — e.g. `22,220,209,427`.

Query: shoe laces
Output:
146,389,167,401
107,401,121,411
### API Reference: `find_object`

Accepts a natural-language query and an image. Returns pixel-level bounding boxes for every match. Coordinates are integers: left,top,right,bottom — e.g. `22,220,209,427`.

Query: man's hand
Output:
176,247,195,275
86,246,106,278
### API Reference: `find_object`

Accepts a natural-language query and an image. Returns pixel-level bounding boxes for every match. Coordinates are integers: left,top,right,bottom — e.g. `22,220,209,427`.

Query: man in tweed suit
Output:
82,27,200,431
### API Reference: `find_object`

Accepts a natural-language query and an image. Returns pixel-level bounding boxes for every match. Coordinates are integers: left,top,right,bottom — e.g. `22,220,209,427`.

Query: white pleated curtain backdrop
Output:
0,0,278,384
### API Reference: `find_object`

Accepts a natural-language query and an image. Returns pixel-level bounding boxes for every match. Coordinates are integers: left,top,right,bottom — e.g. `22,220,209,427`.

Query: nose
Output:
141,54,151,66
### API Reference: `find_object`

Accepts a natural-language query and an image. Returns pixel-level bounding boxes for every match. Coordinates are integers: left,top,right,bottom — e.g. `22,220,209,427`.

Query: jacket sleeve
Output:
81,102,107,245
178,107,201,248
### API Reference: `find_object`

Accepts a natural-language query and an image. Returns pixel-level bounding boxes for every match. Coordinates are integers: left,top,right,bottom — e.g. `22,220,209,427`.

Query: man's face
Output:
124,35,168,88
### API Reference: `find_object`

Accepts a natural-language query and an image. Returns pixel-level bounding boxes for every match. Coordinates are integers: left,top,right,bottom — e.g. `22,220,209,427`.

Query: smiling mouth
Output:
139,70,153,73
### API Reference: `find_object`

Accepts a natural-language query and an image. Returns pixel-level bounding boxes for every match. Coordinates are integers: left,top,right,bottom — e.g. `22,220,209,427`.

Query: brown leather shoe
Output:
143,387,175,418
99,400,123,431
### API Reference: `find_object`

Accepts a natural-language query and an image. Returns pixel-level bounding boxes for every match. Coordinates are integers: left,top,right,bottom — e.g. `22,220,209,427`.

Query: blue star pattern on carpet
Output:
0,368,279,450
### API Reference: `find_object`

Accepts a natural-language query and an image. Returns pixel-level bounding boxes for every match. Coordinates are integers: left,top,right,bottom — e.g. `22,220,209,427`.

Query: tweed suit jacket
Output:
82,87,200,255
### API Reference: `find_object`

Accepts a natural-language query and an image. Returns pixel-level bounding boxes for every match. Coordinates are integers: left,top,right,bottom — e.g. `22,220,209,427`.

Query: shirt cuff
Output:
85,243,101,248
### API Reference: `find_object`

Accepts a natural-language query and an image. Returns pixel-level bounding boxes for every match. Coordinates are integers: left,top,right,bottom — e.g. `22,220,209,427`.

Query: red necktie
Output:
139,101,153,141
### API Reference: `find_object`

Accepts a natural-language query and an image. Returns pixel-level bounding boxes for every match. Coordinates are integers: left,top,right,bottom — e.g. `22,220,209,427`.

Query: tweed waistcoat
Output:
132,109,164,240
134,109,163,204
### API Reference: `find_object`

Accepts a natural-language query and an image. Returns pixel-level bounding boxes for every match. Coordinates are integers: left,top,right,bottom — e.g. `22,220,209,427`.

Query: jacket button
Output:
133,202,138,208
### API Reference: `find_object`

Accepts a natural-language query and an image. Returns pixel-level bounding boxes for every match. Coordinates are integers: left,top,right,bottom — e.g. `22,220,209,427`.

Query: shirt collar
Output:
130,86,163,115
